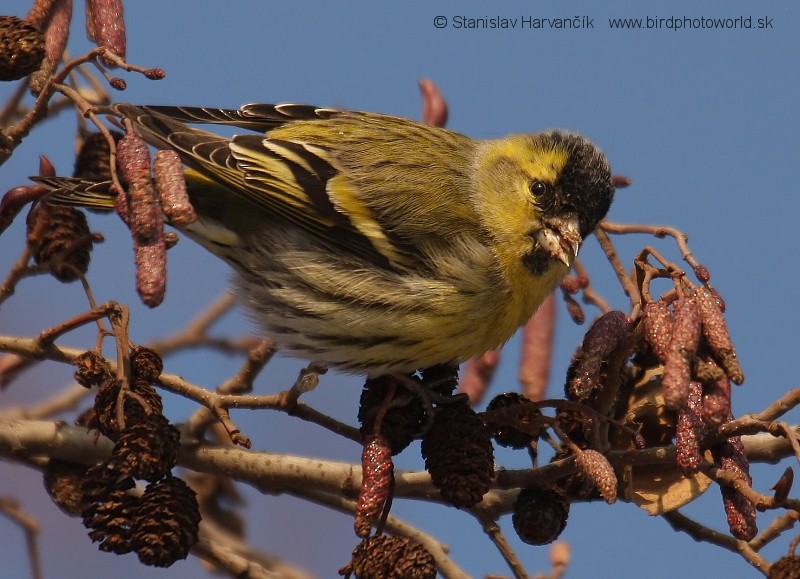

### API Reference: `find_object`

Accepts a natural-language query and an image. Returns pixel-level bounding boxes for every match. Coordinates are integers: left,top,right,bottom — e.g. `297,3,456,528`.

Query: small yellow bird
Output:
38,103,615,376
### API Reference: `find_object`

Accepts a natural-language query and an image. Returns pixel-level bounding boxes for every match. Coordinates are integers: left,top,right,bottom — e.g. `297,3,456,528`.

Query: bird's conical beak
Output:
533,215,581,268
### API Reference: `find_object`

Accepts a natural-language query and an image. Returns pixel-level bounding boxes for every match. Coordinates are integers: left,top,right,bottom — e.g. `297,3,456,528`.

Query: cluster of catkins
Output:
112,131,197,307
640,286,754,540
559,283,754,542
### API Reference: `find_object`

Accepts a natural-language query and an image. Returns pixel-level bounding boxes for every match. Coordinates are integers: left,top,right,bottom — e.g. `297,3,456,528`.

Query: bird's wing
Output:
115,105,422,270
125,103,340,133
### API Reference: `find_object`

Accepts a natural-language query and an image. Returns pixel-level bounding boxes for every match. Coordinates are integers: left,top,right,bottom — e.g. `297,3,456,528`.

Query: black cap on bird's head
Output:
539,130,614,238
556,133,614,238
522,131,614,276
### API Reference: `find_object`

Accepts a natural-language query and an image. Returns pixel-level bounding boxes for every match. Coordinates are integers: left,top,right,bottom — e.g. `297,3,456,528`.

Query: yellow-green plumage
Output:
37,103,614,375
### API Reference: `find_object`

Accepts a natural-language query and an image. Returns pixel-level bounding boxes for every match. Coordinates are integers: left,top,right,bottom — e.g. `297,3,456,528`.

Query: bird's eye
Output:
529,180,550,197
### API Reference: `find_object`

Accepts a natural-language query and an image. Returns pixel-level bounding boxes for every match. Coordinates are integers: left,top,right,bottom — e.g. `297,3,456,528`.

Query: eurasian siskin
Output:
37,103,615,376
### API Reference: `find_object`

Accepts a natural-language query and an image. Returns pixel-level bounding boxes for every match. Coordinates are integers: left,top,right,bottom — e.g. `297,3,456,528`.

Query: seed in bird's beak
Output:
534,215,581,267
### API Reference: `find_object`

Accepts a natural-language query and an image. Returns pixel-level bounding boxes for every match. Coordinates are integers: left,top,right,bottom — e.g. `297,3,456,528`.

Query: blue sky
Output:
1,1,799,577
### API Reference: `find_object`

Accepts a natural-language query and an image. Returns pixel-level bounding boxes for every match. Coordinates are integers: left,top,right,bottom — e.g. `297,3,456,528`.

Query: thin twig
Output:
36,301,120,346
0,247,34,304
0,498,42,579
472,509,529,579
600,221,699,268
593,225,637,310
1,46,162,166
750,510,799,552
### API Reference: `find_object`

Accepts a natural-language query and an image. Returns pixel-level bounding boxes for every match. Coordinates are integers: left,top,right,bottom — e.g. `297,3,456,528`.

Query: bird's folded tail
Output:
32,176,116,210
32,103,346,212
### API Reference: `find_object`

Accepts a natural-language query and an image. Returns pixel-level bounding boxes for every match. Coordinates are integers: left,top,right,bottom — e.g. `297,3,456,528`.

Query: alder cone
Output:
0,16,45,80
421,402,494,509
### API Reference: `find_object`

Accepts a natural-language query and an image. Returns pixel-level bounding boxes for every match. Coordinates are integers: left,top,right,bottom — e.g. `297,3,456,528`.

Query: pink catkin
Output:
153,150,196,225
418,79,448,128
354,434,393,538
641,300,672,362
519,294,556,402
568,311,631,399
134,233,166,308
712,435,757,541
116,133,160,242
702,374,731,426
459,349,500,406
116,133,167,307
675,381,705,475
86,0,126,65
28,0,72,93
661,297,701,409
693,286,743,384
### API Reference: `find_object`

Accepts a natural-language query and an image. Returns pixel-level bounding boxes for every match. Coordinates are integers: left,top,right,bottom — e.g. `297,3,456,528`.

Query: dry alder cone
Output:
130,477,201,568
421,400,494,509
512,486,570,545
129,345,164,381
339,535,436,579
26,201,94,282
74,131,123,181
769,556,800,579
89,344,165,437
80,464,138,555
358,375,425,455
484,392,541,450
73,345,190,561
73,350,113,389
75,344,195,564
43,459,88,517
92,375,163,439
110,414,180,482
0,15,45,80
